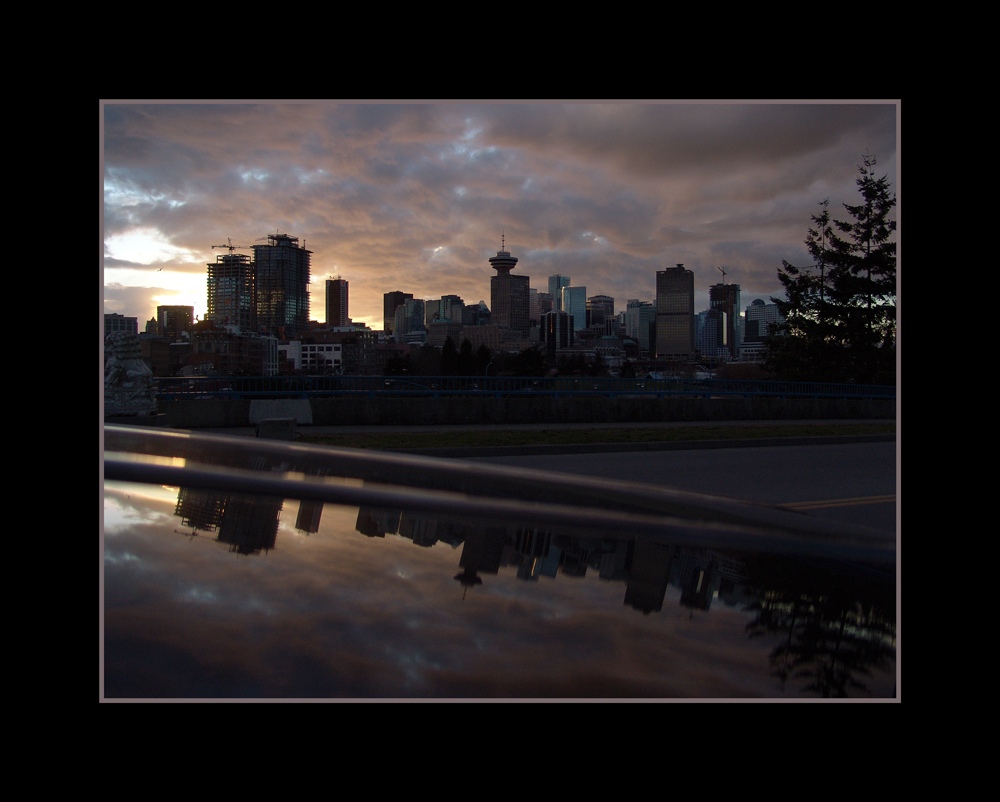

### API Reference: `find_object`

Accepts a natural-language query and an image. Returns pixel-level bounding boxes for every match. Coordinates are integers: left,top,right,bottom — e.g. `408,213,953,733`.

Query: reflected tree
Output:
744,555,896,697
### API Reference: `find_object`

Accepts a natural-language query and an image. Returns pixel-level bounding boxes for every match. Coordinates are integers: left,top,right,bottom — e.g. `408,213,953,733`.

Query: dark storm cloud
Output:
103,101,897,325
476,103,894,180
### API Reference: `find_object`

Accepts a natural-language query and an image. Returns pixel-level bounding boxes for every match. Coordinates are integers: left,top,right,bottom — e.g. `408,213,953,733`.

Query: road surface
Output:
465,441,897,536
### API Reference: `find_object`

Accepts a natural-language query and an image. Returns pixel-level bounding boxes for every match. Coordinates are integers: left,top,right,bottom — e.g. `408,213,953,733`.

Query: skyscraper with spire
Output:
489,233,530,337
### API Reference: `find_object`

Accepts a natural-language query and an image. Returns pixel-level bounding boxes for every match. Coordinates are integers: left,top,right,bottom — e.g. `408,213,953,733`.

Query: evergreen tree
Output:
766,154,896,385
474,344,492,376
457,338,475,375
440,336,459,375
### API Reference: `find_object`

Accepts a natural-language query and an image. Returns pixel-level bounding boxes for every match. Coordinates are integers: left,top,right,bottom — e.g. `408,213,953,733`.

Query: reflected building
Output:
623,539,674,615
175,487,225,532
215,494,282,555
356,508,401,538
295,500,324,534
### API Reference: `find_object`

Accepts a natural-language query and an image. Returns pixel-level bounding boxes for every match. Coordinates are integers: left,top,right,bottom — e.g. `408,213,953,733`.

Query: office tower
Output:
561,286,587,332
439,295,465,323
489,239,530,336
589,295,615,320
587,295,615,331
394,297,425,339
541,310,574,358
383,291,413,335
744,298,783,342
709,281,742,359
548,275,570,311
208,253,255,332
425,299,441,327
695,308,728,359
253,233,311,336
157,305,194,341
625,300,655,354
655,264,695,359
538,292,553,317
463,300,490,327
326,279,349,327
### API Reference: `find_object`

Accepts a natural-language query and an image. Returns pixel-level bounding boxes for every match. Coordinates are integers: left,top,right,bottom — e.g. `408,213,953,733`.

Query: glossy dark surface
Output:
102,427,897,699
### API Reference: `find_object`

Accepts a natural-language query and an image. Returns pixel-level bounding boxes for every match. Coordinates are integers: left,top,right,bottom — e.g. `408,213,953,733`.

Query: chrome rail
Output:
103,425,895,564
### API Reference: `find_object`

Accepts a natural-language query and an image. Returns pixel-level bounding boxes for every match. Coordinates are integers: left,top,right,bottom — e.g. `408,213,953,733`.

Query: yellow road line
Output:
783,494,896,510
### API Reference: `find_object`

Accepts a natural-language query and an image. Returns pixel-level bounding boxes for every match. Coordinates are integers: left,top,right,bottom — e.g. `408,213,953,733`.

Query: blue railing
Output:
154,375,896,401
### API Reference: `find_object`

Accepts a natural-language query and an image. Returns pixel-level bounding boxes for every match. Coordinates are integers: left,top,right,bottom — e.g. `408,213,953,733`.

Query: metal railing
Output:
154,375,895,401
104,425,896,563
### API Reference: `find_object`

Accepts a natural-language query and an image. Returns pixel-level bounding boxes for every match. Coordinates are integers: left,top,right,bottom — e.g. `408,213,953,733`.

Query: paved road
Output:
465,441,898,536
185,419,897,536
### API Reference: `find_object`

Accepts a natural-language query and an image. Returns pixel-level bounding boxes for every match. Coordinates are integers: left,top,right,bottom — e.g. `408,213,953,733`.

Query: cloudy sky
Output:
102,101,898,331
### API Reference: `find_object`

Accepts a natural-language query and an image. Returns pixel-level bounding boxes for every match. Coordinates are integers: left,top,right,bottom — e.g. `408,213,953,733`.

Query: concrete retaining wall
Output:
158,395,895,429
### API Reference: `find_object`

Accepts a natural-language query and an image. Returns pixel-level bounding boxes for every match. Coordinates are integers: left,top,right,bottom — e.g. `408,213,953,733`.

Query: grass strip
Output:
298,422,896,451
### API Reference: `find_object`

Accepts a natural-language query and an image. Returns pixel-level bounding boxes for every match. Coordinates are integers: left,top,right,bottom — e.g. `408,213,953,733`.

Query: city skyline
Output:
103,101,898,329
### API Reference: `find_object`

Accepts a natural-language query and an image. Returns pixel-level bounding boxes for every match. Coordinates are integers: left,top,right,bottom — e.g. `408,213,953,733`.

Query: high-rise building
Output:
709,281,742,359
326,279,349,327
655,264,695,359
695,308,728,359
587,295,615,331
489,239,530,337
744,298,783,342
157,305,194,341
548,275,570,311
439,295,465,323
383,291,413,335
625,300,655,354
561,286,587,332
425,299,441,327
394,297,426,341
253,233,311,336
207,253,255,332
589,295,615,319
541,310,574,357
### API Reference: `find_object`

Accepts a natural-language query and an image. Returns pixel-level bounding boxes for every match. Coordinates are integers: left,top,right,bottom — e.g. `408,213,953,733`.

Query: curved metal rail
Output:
103,425,895,564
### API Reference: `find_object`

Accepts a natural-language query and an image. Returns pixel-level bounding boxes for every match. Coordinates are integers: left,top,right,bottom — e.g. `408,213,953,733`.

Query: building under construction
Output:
207,252,255,331
207,233,311,337
253,233,311,336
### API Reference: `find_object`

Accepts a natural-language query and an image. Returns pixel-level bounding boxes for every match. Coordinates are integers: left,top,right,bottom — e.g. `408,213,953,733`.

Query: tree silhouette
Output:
766,154,896,384
743,554,896,697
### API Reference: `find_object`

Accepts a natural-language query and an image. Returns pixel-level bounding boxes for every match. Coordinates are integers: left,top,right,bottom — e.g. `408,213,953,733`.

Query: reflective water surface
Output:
102,428,896,700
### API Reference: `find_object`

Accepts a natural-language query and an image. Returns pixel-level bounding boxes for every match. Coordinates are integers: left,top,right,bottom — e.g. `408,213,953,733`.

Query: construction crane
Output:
211,238,253,253
717,266,728,284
